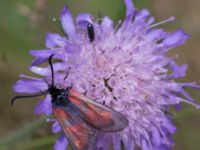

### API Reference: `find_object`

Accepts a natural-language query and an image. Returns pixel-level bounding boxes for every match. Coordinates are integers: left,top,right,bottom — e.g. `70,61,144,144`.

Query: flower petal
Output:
54,134,68,150
31,57,49,66
52,121,61,134
112,134,121,150
34,95,52,115
30,66,49,76
30,62,65,76
141,139,149,150
152,127,161,146
76,13,93,28
146,29,166,42
45,33,66,48
101,16,114,34
163,29,190,48
135,9,150,22
124,0,135,17
163,118,177,134
156,145,169,150
29,49,54,57
13,79,47,94
123,138,134,150
96,133,111,150
60,6,76,39
169,63,187,78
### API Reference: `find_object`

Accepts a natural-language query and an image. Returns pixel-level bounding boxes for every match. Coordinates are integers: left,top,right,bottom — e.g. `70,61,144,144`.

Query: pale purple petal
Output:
30,66,49,76
123,139,134,150
163,29,190,48
179,82,200,89
168,62,187,78
52,121,61,134
147,16,155,25
96,133,111,150
141,139,149,150
30,62,65,76
54,134,68,150
29,49,54,57
45,33,66,48
135,9,150,22
112,134,121,150
124,0,135,17
175,103,182,111
101,16,114,33
13,79,47,94
31,57,49,66
76,13,93,28
156,145,169,150
152,127,161,146
64,42,82,56
146,29,166,42
162,118,177,134
60,6,76,39
34,95,52,115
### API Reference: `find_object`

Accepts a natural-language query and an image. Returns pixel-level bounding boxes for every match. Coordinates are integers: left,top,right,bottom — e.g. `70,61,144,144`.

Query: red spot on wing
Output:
69,90,115,129
64,124,88,149
85,103,113,127
99,111,112,121
69,97,83,108
53,107,70,121
52,106,91,150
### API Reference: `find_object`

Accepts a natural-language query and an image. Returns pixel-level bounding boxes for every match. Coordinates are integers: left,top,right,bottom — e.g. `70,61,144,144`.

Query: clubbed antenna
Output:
48,54,55,86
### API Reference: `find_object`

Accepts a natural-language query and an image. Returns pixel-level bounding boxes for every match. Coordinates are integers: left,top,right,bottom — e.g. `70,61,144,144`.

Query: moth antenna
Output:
48,54,55,86
63,71,69,81
11,92,47,106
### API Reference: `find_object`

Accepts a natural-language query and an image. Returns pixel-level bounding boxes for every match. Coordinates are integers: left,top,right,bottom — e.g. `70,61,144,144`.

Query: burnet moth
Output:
11,55,128,150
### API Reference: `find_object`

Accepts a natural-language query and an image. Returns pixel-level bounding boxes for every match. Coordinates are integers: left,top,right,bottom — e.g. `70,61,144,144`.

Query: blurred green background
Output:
0,0,200,150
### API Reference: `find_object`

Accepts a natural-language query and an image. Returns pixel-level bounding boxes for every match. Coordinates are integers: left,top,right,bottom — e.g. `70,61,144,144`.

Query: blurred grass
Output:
0,0,200,150
0,117,47,149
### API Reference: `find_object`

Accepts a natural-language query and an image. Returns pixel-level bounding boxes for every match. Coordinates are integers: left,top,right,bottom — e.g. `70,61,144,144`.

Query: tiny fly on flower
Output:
11,55,128,150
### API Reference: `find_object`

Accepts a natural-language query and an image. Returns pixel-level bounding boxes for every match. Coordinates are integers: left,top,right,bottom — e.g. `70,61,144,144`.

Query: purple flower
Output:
13,0,200,150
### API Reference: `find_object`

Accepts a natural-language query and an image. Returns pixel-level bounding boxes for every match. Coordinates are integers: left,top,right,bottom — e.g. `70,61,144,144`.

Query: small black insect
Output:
87,23,95,42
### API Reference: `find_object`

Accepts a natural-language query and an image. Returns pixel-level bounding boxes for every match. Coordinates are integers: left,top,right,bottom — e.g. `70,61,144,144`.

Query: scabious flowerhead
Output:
13,0,200,150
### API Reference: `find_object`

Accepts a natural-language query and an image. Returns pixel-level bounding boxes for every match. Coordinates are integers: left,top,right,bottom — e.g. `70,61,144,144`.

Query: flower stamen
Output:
149,16,175,29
